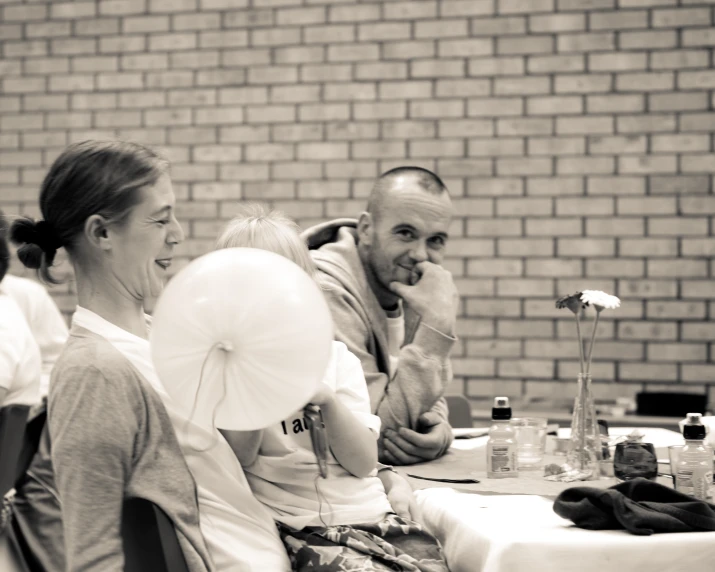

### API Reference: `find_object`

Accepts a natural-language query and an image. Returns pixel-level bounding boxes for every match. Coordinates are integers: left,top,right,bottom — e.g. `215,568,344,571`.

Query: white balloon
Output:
150,247,334,431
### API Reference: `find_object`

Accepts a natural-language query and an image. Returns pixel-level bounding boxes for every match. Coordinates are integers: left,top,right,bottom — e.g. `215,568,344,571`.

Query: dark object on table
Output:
553,477,715,535
636,392,707,418
613,441,658,482
406,474,480,484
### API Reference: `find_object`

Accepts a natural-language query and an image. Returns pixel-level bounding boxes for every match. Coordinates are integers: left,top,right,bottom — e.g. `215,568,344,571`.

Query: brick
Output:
468,178,524,195
4,40,48,58
653,7,711,27
682,280,715,299
469,56,524,77
383,120,436,139
199,31,248,49
680,196,715,215
682,323,715,341
530,12,585,32
467,218,522,236
650,50,709,70
248,66,298,85
436,79,489,98
438,38,492,57
496,197,552,217
646,300,707,318
619,279,678,299
468,97,523,117
499,0,554,13
679,70,715,90
471,16,526,35
528,54,585,73
243,143,293,162
589,52,647,71
498,36,554,55
617,114,676,133
496,78,550,97
441,0,493,16
558,156,615,174
328,43,380,62
557,32,615,52
617,197,676,216
499,359,554,379
556,197,613,216
416,19,468,39
682,28,715,47
3,78,47,95
555,74,611,93
497,118,552,136
651,175,709,194
682,237,715,256
558,238,614,257
410,139,463,158
274,46,324,65
653,134,710,153
99,0,147,16
383,1,437,19
465,298,521,318
173,12,221,30
0,24,22,41
620,30,677,49
356,62,408,80
122,15,169,33
587,258,644,278
328,3,379,22
251,28,300,46
526,217,581,236
168,127,217,145
297,142,349,160
680,113,715,132
297,180,350,199
222,48,270,67
24,58,70,75
682,154,715,173
589,134,646,154
224,9,273,28
99,35,146,53
380,81,430,100
220,125,270,144
649,217,708,236
51,1,97,18
121,53,169,71
617,72,674,92
411,59,465,78
200,0,250,8
383,40,435,60
590,9,648,29
499,238,553,256
0,97,21,114
26,22,72,39
71,93,117,110
0,151,44,168
72,56,119,73
619,321,676,341
620,155,677,174
324,161,378,180
276,6,325,26
498,319,554,338
556,116,613,135
3,4,47,21
528,137,585,156
467,259,523,277
356,102,407,121
357,22,410,42
498,157,553,175
650,92,708,112
470,138,524,157
145,71,194,88
299,103,349,121
682,366,715,384
304,24,355,44
219,163,269,182
437,159,493,177
46,112,91,130
244,182,295,200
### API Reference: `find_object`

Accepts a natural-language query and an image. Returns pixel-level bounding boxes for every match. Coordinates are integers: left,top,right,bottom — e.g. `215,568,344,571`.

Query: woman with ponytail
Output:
8,140,213,572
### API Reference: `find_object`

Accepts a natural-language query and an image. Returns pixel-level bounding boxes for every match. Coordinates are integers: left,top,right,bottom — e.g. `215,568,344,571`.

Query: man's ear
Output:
84,214,112,251
356,211,373,246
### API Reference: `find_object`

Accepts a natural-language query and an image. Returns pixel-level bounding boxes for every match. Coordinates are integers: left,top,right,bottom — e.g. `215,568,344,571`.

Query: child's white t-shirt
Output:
244,341,393,530
0,294,41,406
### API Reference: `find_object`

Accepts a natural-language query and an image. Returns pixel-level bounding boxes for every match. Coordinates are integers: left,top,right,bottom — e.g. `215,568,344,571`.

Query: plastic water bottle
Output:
487,396,518,479
675,413,713,501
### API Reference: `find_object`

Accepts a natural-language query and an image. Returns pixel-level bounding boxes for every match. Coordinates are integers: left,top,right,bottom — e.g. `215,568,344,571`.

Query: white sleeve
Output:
31,287,69,371
333,342,382,434
0,326,20,392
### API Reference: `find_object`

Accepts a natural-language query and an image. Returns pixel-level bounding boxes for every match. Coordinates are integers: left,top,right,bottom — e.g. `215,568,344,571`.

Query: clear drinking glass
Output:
613,441,658,482
509,417,547,469
668,445,683,487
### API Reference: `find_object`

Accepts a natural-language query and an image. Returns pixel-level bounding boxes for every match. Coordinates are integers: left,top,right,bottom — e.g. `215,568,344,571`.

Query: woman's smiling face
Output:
106,172,184,303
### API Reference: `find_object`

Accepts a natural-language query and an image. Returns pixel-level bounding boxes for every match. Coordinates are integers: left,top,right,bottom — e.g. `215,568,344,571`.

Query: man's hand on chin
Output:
380,412,453,466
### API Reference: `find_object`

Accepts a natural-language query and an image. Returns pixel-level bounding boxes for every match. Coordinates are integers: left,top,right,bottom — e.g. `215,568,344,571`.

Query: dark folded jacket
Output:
553,477,715,536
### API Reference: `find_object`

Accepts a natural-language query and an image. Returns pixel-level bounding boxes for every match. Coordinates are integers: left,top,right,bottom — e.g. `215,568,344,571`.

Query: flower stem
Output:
574,312,586,374
585,310,601,375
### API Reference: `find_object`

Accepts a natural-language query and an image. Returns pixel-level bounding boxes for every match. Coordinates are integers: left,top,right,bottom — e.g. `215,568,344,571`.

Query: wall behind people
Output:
1,0,714,406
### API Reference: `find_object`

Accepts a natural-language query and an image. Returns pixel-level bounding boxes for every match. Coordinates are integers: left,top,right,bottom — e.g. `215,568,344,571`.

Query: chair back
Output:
0,405,31,497
121,497,190,572
14,403,46,489
445,395,473,428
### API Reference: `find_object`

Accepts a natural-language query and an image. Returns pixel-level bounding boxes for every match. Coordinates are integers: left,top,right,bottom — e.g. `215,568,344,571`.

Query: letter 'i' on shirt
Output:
385,306,404,380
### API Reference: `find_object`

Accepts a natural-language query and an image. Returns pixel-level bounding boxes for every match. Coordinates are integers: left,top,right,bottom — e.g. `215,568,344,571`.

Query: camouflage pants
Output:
278,513,449,572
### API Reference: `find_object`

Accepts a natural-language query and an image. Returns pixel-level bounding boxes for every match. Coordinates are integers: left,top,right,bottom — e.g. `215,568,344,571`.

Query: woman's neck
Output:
75,269,149,340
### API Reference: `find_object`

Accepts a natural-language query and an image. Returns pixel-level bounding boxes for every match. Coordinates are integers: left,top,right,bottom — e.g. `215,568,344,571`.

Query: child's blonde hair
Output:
216,203,316,277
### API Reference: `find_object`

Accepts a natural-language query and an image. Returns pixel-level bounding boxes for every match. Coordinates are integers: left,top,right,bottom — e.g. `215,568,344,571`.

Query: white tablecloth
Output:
415,487,715,572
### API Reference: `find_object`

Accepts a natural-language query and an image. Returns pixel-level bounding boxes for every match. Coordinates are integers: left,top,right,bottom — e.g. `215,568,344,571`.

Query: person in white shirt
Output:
0,211,68,396
0,217,41,407
215,204,448,572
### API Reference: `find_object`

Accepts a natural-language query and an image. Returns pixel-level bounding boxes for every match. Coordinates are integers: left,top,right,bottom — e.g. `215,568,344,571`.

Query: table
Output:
399,431,715,572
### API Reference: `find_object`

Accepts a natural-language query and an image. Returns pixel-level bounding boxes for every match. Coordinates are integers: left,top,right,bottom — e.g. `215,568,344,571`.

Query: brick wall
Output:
2,0,715,406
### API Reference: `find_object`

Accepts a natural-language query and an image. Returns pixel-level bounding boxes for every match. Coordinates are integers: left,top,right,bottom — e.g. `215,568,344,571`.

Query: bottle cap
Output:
683,412,706,440
492,396,511,420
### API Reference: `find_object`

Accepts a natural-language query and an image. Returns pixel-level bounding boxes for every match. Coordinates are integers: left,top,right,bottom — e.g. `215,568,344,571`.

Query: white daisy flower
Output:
580,290,620,311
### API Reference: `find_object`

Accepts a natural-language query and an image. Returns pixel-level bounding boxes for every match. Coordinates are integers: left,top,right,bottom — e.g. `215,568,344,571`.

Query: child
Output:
216,204,449,572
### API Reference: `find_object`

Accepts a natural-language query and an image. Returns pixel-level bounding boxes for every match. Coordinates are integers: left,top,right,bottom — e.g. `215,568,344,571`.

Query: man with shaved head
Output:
303,167,460,465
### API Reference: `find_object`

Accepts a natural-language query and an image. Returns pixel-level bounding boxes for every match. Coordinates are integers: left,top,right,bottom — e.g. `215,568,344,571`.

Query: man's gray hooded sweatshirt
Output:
302,219,456,457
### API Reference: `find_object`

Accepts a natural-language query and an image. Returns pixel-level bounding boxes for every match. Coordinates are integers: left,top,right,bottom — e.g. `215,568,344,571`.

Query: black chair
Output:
14,402,46,490
445,395,473,428
121,497,190,572
0,405,31,498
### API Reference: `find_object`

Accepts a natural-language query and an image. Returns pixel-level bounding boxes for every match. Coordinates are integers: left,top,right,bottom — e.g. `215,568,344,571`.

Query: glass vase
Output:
567,372,602,479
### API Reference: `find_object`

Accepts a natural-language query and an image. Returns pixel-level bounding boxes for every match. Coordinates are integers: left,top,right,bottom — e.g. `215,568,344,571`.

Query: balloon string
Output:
313,473,333,528
184,341,232,452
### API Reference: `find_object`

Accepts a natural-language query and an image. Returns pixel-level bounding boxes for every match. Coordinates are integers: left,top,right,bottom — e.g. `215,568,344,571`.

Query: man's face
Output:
360,177,453,299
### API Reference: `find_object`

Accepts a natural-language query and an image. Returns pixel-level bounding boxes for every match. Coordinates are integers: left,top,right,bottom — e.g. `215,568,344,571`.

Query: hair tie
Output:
34,220,63,255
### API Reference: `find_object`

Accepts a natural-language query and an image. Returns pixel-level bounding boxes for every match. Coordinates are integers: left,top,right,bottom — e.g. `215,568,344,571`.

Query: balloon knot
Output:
217,341,234,352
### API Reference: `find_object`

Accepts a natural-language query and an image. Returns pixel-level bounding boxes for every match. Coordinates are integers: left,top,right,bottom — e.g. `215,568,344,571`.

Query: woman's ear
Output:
84,214,111,251
357,212,373,246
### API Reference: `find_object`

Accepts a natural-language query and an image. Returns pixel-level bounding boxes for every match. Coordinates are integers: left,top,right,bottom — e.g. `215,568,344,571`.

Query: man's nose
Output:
409,241,428,262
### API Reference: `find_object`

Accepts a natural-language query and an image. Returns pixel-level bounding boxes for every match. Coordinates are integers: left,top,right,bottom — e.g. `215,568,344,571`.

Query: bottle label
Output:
676,467,713,500
490,446,516,473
